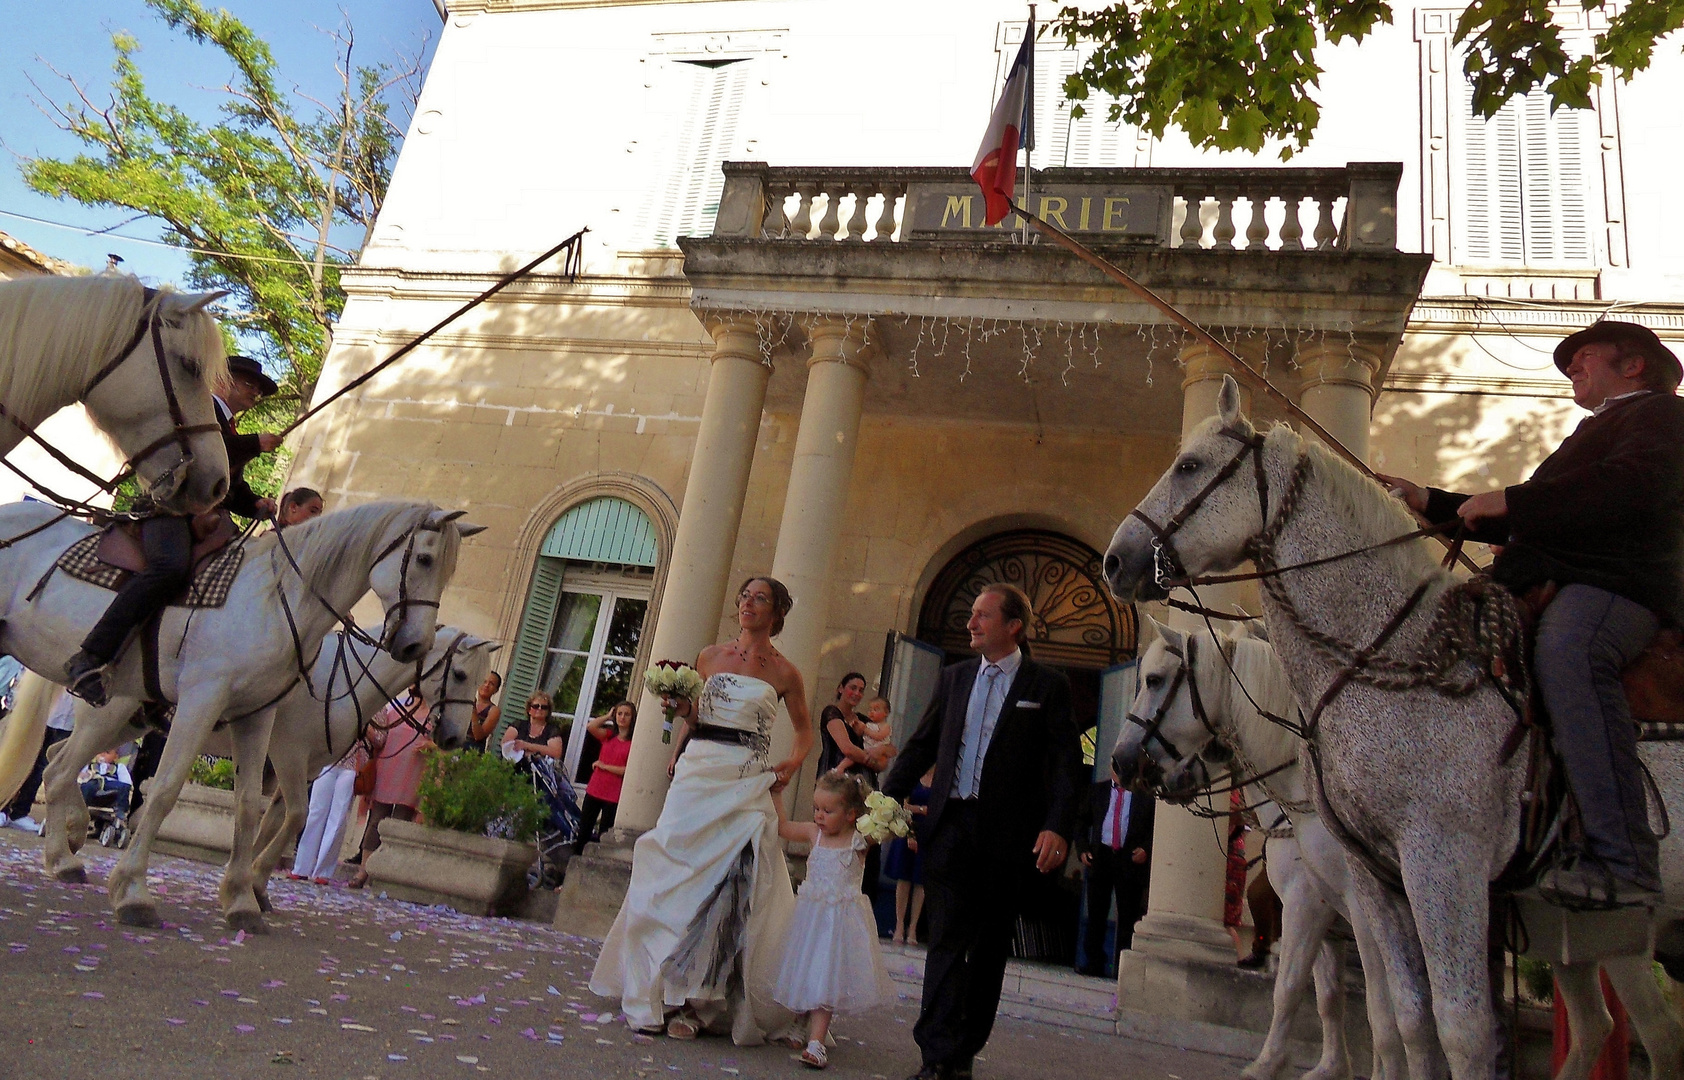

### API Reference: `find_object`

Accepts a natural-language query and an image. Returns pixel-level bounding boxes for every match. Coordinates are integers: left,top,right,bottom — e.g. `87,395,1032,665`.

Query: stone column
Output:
1121,338,1259,976
1294,337,1381,463
768,318,875,806
616,316,772,833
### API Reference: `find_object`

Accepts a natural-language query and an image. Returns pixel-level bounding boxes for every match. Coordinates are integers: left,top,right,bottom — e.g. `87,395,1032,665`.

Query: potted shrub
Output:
363,749,545,917
155,756,237,864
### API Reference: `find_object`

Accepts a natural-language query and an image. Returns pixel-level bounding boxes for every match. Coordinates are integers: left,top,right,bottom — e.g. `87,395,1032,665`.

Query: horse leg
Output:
38,701,138,882
1305,938,1352,1080
108,685,229,927
1552,962,1614,1080
1396,845,1497,1080
1246,844,1344,1080
1603,953,1684,1080
250,747,311,914
219,707,277,933
1347,865,1444,1080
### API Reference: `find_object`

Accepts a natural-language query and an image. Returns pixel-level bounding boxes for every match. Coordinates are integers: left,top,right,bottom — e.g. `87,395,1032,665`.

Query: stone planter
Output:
364,817,537,917
154,783,235,865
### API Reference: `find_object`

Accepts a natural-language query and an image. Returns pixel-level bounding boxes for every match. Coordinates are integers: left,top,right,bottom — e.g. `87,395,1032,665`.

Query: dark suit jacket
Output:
1425,391,1684,622
1073,781,1156,858
882,651,1080,851
216,400,266,519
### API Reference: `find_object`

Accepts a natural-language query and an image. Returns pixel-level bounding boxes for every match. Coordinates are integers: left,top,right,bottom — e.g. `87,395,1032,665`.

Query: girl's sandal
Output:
666,1012,700,1040
800,1041,829,1069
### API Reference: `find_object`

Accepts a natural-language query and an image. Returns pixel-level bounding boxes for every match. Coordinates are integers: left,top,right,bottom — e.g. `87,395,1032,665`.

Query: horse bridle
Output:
0,289,221,499
1125,634,1224,767
326,627,475,758
1128,426,1271,591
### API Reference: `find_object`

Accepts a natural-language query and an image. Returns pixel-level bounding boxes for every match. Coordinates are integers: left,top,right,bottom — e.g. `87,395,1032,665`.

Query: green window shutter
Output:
540,497,658,566
501,556,565,745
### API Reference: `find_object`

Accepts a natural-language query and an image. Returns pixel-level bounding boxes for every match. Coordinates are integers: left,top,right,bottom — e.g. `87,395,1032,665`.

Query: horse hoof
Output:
226,911,269,935
256,892,273,914
117,905,162,928
54,866,88,885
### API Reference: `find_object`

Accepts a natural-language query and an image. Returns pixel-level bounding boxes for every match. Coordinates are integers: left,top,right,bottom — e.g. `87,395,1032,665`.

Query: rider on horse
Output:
65,355,284,708
1382,321,1684,908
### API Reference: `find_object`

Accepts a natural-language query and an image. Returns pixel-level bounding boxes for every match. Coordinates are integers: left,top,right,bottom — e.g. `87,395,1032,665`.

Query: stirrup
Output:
65,656,108,709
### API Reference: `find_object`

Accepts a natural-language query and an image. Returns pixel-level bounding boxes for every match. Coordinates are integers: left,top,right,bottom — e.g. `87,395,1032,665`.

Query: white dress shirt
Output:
951,646,1022,799
1099,784,1133,850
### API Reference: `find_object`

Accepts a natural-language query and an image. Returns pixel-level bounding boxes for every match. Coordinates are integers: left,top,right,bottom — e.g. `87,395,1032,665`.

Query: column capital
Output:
1294,337,1382,402
801,314,880,375
700,312,771,369
1177,337,1266,390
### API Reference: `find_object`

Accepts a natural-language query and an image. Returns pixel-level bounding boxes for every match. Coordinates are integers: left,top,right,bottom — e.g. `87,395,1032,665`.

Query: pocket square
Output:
1016,701,1043,710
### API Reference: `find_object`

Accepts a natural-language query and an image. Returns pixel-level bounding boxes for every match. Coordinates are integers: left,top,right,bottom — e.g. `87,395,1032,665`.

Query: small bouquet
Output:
643,660,704,743
856,790,913,844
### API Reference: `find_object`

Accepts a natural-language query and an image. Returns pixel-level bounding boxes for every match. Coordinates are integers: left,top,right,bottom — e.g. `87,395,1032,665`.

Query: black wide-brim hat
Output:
1554,320,1682,389
226,355,279,397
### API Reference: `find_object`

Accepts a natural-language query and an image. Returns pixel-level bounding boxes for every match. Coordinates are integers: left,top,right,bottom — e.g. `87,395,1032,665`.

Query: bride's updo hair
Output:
737,575,794,636
815,769,870,817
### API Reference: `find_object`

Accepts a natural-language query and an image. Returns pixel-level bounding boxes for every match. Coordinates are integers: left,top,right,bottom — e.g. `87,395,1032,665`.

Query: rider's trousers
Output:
80,514,193,663
1535,583,1661,887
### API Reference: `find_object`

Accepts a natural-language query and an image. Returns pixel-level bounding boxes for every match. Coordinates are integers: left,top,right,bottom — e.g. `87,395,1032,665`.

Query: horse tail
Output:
0,670,54,808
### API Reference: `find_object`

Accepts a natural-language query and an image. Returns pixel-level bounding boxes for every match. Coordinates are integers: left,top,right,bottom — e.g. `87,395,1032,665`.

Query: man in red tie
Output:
1074,769,1155,977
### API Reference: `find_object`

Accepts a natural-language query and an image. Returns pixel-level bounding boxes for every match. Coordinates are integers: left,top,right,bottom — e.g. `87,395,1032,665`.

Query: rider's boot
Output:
64,650,108,708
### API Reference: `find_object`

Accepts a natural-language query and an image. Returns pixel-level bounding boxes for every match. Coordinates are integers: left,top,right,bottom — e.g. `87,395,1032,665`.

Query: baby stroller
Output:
522,756,581,889
80,767,132,849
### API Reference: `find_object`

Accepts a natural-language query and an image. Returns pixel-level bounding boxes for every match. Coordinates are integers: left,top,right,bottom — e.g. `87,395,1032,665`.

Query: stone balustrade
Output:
710,161,1401,252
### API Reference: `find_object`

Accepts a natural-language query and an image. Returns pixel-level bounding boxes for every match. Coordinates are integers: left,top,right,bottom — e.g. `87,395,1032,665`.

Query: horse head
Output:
1112,618,1233,804
416,628,500,752
1104,375,1267,603
366,508,487,664
81,287,233,515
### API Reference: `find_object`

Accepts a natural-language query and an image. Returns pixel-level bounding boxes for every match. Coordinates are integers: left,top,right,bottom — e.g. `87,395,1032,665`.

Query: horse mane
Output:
1219,633,1305,770
1261,422,1445,587
0,275,228,427
251,500,448,599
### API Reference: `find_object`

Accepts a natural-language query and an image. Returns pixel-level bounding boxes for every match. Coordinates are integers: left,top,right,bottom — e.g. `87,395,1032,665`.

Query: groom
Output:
882,583,1081,1080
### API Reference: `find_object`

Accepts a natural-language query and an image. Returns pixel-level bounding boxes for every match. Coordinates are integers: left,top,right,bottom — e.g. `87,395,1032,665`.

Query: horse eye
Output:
453,670,466,681
1175,459,1200,475
416,553,434,568
1145,674,1163,689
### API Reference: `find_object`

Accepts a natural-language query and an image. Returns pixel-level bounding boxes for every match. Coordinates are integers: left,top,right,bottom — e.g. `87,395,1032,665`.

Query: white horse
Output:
244,625,500,908
0,499,478,930
1102,376,1660,1080
1122,619,1684,1080
37,625,497,915
0,275,231,512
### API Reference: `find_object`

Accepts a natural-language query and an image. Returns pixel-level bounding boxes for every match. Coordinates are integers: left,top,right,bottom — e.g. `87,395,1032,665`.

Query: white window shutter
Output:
643,59,755,248
1520,93,1592,264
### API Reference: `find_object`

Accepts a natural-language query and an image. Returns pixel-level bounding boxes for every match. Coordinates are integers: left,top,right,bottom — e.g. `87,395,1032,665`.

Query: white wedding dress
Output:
590,673,798,1044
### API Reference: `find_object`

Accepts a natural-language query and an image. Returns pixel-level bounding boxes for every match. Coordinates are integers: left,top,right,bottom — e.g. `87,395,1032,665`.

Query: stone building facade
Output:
279,0,1684,1053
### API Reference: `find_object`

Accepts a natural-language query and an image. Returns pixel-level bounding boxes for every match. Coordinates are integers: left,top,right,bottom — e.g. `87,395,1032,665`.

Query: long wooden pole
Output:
1008,199,1480,572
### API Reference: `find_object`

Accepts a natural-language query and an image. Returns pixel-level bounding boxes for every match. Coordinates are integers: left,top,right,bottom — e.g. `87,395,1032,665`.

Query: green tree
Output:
1054,0,1683,159
22,0,425,444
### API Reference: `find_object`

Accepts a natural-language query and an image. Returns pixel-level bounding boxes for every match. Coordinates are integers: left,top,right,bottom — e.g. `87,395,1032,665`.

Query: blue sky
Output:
0,0,439,283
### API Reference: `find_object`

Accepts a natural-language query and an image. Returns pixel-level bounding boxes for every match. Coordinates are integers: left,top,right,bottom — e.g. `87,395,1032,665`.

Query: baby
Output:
860,697,896,769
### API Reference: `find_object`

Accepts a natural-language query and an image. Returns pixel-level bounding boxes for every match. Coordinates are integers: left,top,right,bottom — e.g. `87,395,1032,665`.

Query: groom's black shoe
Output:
950,1061,974,1080
65,650,108,708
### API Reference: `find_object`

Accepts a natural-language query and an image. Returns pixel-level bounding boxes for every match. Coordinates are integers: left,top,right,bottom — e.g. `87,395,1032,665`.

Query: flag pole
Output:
1021,5,1036,245
1006,197,1480,572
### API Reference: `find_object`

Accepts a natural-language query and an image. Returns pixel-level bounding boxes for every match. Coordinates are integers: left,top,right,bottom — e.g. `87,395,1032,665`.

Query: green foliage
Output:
189,754,235,790
1515,956,1554,1004
1056,0,1683,158
21,0,423,427
416,749,547,843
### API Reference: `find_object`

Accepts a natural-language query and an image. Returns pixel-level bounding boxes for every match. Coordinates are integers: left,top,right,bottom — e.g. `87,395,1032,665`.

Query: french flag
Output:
971,18,1034,227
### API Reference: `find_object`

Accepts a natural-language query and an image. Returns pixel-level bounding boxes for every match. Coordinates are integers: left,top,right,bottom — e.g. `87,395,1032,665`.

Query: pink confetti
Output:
520,1028,538,1040
262,979,285,988
165,1018,186,1026
193,1000,210,1007
63,946,81,954
330,994,349,1001
220,990,241,997
234,1024,255,1033
82,992,105,999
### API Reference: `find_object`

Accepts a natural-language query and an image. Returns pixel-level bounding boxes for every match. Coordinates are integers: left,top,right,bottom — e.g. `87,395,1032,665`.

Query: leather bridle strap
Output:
1124,647,1191,763
1303,579,1434,733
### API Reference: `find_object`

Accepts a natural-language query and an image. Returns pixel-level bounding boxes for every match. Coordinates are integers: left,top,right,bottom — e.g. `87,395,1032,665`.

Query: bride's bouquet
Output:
643,660,704,743
856,790,913,844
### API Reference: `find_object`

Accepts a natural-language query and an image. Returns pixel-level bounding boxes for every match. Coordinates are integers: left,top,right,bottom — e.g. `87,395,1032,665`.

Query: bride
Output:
590,575,815,1044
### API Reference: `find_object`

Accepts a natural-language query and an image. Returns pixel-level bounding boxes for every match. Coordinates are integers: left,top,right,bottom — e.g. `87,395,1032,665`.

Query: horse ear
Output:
483,641,503,654
177,290,231,314
1243,618,1270,643
1218,374,1244,428
1142,613,1183,649
455,521,487,538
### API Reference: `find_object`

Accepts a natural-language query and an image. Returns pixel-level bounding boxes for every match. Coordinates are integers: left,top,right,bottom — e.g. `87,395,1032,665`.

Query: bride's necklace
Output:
730,639,773,668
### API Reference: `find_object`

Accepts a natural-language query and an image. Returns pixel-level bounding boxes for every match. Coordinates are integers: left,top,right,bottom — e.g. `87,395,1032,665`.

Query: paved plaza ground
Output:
0,831,1243,1080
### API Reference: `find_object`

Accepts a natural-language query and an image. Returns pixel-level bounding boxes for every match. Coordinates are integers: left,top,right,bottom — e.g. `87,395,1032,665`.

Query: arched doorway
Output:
912,528,1138,965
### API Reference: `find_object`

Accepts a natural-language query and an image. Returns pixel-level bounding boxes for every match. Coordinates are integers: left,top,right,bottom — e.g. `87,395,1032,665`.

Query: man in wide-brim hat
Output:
66,355,285,706
1381,320,1684,908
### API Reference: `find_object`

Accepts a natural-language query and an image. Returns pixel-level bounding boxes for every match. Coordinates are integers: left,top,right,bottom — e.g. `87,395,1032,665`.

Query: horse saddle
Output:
1522,582,1684,730
50,511,245,609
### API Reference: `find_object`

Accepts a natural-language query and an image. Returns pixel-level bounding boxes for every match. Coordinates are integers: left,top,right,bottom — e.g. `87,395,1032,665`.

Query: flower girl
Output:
773,772,896,1069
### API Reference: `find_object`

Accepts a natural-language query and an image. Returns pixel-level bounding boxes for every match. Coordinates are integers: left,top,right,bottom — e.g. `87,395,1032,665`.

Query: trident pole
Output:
1007,198,1480,572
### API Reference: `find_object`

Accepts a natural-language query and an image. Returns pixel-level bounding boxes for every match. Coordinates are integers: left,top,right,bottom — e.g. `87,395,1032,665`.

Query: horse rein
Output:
323,627,474,761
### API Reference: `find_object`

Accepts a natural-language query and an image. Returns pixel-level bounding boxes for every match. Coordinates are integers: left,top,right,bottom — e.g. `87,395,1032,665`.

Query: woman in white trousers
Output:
291,758,361,884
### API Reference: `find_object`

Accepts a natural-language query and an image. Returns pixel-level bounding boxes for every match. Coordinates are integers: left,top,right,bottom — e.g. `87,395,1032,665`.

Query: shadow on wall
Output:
1371,337,1575,492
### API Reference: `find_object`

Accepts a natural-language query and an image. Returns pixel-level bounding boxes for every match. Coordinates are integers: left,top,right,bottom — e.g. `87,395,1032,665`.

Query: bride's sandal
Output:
666,1011,700,1040
800,1041,828,1069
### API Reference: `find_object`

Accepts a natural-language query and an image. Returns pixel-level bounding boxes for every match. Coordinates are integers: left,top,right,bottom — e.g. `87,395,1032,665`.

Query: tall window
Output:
1454,70,1594,266
644,59,755,247
505,497,657,781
